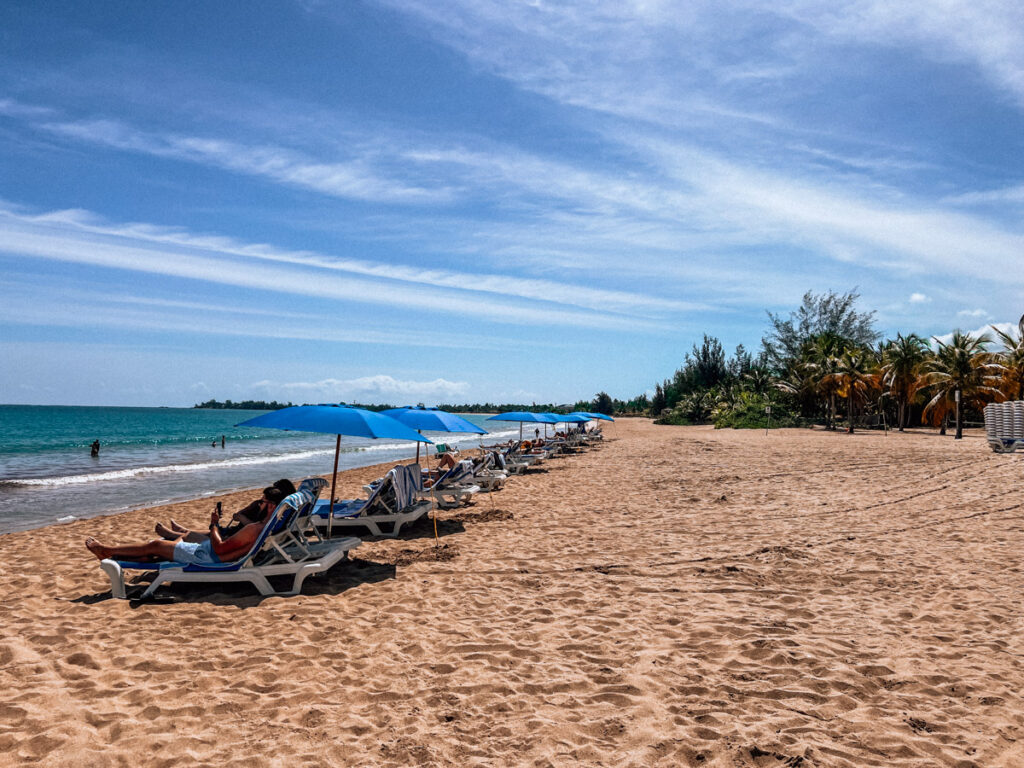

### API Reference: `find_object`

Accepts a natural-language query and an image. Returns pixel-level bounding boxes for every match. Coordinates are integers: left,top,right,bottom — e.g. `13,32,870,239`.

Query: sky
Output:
2,0,1023,407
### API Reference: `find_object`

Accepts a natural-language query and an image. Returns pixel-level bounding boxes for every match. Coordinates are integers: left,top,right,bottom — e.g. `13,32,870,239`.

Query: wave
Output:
0,447,343,487
0,430,520,490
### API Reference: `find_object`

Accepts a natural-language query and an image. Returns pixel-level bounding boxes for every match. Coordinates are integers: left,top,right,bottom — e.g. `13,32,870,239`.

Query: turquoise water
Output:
0,405,514,534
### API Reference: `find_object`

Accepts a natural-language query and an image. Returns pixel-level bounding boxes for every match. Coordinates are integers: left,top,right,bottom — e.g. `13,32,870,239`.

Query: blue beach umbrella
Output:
237,404,432,535
380,406,487,463
582,412,614,421
538,412,589,439
486,411,558,442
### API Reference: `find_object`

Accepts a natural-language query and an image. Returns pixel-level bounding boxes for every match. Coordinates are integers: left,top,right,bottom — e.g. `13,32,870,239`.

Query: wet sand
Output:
0,420,1021,767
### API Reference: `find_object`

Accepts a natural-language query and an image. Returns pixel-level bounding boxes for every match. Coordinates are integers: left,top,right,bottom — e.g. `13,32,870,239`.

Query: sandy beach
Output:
1,419,1021,767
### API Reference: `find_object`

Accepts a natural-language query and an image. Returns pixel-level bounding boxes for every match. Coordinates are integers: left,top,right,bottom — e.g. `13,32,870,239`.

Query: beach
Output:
0,419,1021,767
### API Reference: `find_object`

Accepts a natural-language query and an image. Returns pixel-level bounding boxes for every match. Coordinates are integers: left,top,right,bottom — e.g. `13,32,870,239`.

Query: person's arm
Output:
209,516,264,560
208,510,226,552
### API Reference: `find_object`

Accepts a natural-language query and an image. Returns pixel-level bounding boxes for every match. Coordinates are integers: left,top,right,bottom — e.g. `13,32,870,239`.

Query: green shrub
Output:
654,408,692,425
713,395,803,429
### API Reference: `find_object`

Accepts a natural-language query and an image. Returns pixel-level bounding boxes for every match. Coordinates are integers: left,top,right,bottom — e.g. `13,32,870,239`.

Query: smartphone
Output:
216,501,222,514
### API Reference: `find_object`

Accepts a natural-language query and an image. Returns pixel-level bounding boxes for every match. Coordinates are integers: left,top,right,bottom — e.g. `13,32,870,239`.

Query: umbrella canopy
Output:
380,406,487,464
582,412,615,421
486,411,558,441
545,412,589,423
237,404,433,442
380,406,487,435
486,411,558,424
237,404,432,536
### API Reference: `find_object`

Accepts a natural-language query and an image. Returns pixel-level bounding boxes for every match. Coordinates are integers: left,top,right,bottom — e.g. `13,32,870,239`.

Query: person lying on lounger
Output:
155,480,294,542
422,452,461,488
85,509,264,566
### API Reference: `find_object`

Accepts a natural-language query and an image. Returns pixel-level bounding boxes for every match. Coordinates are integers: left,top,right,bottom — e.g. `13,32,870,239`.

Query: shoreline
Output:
0,447,442,540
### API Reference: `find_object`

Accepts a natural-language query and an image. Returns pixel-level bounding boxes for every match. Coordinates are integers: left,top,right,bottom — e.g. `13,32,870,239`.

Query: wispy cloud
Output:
0,204,671,331
0,97,56,118
41,118,448,203
0,281,501,350
909,293,930,304
944,184,1024,205
781,0,1024,108
15,89,1024,312
23,205,697,317
251,374,470,403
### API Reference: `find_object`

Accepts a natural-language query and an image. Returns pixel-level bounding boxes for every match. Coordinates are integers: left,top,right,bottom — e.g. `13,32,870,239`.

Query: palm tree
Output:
742,367,774,396
807,332,846,430
991,317,1024,401
920,330,1003,439
881,333,928,431
822,347,875,434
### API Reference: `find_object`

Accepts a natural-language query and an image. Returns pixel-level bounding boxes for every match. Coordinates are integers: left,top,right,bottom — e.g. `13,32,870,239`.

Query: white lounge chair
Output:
984,401,1024,453
99,479,361,599
312,464,432,537
422,459,481,509
496,445,529,474
469,452,507,491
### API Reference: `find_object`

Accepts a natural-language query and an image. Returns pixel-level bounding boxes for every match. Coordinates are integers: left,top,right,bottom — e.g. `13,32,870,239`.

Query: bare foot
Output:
85,537,113,561
169,519,188,533
155,522,177,540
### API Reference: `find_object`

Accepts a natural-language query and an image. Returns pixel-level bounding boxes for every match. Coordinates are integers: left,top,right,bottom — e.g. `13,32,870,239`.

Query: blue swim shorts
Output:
172,540,220,565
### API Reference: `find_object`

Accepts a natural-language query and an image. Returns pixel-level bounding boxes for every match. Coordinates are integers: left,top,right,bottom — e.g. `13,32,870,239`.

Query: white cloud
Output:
251,375,470,403
932,321,1013,346
943,184,1024,205
42,118,448,204
782,0,1024,109
14,90,1024,313
909,292,930,303
0,97,56,118
957,308,988,317
0,284,501,350
22,205,696,317
636,139,1024,282
0,204,668,332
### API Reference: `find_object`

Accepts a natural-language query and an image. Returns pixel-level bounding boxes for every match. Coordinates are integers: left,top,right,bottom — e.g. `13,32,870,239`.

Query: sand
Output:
0,420,1022,767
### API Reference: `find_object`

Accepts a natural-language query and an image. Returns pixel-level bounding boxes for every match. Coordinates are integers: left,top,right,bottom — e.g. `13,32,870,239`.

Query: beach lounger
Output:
312,464,432,537
984,402,1024,453
507,441,547,467
423,459,482,508
99,479,361,599
470,453,506,491
497,445,529,474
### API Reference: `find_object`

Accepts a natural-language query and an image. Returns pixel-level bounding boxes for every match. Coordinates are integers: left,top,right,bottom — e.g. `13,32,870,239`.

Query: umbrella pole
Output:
328,434,340,539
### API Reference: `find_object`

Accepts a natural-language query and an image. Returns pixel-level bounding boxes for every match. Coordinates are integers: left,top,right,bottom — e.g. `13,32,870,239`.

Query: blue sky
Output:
2,1,1023,407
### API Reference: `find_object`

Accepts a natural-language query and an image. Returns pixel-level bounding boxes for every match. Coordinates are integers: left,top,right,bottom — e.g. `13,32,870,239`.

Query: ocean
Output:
0,405,517,534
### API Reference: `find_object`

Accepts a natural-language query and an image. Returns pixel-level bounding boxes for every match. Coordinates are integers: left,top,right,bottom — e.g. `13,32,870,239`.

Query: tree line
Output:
618,289,1022,437
194,399,296,410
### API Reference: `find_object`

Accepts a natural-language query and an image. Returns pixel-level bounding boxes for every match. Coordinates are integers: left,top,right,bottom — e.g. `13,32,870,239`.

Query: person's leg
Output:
85,537,179,562
155,523,207,542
